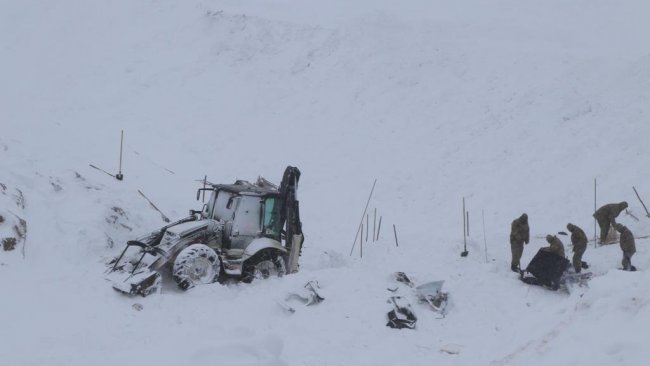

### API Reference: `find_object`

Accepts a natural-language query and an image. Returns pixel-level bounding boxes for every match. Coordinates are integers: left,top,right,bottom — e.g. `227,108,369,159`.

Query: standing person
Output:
510,213,529,272
593,201,628,244
544,234,565,258
615,223,637,271
566,223,589,273
567,223,588,272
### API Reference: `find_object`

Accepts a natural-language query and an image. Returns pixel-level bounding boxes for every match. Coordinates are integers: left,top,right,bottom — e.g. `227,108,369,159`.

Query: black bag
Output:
520,249,570,290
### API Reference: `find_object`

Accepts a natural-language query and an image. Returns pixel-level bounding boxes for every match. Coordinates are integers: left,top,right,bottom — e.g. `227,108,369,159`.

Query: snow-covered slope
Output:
2,1,650,365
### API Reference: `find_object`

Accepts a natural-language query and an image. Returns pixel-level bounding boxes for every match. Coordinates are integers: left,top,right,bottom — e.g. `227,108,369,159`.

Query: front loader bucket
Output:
108,269,161,297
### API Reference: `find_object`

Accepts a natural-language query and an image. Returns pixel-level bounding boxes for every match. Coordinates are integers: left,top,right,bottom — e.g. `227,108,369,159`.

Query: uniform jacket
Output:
593,202,627,225
510,215,530,245
568,224,587,253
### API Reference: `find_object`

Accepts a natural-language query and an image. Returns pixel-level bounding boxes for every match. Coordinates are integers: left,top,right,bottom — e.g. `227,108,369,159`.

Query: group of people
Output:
509,201,637,274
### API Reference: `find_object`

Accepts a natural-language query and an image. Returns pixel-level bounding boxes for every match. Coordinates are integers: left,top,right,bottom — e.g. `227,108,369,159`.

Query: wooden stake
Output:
482,209,488,263
360,222,363,257
349,179,377,256
393,224,399,247
594,178,597,248
461,197,468,256
116,130,124,181
138,190,171,223
633,186,650,217
366,213,369,242
373,208,377,242
90,163,115,179
377,216,382,241
202,175,207,203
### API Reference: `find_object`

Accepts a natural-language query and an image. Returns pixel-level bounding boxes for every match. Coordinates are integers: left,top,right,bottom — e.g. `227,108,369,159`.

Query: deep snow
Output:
2,1,650,365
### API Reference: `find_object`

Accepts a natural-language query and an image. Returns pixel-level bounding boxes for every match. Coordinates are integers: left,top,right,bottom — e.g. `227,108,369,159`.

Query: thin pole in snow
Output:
373,208,377,242
349,179,377,256
482,209,488,263
202,175,207,203
393,224,399,247
116,130,124,181
632,186,650,217
461,197,468,257
366,213,369,242
594,178,597,248
376,216,382,241
359,220,368,258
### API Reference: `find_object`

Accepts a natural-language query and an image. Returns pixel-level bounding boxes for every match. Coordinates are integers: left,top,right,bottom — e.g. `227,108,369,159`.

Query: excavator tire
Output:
173,244,220,290
241,249,286,283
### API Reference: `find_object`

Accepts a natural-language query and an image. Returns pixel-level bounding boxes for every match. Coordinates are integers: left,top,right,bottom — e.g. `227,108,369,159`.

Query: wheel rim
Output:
187,257,216,284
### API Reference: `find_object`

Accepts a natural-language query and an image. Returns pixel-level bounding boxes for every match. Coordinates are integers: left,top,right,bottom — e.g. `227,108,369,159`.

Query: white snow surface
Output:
2,0,650,365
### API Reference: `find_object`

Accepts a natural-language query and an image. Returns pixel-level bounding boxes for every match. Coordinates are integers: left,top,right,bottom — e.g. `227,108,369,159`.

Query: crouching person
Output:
543,234,565,258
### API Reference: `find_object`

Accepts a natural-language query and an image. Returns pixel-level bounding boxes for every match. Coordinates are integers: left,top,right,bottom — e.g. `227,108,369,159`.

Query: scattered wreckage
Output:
386,272,449,329
278,280,325,313
106,166,304,296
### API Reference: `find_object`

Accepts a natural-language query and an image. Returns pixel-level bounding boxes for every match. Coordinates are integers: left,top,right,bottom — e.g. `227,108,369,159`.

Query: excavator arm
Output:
279,166,303,273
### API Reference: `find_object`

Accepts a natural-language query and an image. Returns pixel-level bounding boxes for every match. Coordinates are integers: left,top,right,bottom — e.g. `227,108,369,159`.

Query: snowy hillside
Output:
2,0,650,365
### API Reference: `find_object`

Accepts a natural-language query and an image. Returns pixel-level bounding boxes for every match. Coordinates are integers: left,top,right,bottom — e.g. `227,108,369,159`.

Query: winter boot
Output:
511,264,520,273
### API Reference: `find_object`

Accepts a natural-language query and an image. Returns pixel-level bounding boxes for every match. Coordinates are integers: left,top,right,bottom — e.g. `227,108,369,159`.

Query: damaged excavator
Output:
106,166,304,296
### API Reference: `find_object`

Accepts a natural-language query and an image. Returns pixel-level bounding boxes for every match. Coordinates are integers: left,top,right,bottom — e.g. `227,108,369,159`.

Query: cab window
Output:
263,197,282,237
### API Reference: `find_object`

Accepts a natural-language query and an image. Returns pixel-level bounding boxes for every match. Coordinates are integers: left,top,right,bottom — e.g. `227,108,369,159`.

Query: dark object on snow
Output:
520,249,569,291
2,237,16,251
386,296,417,329
394,271,415,287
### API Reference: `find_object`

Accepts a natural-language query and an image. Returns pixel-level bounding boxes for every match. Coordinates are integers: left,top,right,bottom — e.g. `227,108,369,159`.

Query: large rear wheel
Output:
173,244,220,290
242,250,286,283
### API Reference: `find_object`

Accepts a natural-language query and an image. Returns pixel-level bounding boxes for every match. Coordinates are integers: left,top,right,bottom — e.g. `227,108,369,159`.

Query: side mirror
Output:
196,189,201,201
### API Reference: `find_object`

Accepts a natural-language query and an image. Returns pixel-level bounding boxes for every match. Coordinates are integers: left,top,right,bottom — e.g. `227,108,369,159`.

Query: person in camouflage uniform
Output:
593,201,628,244
510,213,529,272
567,223,588,273
543,234,565,258
615,223,636,271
